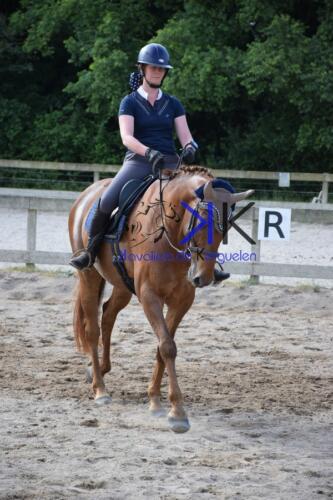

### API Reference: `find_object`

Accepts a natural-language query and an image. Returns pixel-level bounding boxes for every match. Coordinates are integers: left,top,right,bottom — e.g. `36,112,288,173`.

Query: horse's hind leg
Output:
75,268,111,404
148,283,195,421
100,286,132,376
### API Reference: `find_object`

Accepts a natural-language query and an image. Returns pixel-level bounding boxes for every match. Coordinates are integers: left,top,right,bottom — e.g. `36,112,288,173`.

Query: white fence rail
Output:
0,187,332,281
0,159,332,202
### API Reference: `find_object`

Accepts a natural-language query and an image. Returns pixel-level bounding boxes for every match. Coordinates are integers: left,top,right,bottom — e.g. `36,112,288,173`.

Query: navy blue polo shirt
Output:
118,90,185,155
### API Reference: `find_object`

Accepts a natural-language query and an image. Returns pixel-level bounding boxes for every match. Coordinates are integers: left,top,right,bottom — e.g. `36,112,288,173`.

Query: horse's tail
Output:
73,277,106,353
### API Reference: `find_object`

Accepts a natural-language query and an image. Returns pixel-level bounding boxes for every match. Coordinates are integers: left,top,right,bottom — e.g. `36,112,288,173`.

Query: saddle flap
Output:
110,174,155,231
119,178,145,208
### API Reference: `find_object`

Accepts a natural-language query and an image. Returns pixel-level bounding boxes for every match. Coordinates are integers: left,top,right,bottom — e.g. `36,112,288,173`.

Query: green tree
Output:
1,0,183,162
156,0,333,171
0,0,332,173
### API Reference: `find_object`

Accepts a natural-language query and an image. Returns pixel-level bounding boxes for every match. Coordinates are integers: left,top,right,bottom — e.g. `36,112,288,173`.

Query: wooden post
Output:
26,208,37,270
250,207,261,283
93,171,100,182
322,173,329,204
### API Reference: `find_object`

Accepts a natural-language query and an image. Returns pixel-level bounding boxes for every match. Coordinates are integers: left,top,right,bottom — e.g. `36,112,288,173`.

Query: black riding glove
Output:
182,145,196,165
145,148,164,175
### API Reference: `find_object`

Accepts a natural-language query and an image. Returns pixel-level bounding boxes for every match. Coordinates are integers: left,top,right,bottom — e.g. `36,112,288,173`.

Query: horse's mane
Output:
168,165,214,180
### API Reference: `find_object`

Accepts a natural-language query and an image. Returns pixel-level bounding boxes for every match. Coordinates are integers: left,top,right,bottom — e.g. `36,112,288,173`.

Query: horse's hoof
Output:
86,366,93,383
150,408,166,418
168,416,190,433
95,395,112,406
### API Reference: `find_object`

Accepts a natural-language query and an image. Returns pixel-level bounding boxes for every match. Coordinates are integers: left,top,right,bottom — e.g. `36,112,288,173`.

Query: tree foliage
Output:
0,0,332,172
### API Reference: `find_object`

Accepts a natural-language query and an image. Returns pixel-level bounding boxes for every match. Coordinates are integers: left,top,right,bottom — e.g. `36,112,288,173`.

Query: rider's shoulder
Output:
164,93,183,105
163,93,185,115
119,92,138,115
122,92,137,102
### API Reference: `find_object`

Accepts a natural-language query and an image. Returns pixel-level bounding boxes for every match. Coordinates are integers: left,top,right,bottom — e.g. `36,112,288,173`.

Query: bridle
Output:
157,152,228,261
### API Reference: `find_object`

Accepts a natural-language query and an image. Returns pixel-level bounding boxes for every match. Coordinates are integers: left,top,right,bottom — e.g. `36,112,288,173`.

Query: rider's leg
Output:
69,199,110,270
99,155,152,213
69,155,154,271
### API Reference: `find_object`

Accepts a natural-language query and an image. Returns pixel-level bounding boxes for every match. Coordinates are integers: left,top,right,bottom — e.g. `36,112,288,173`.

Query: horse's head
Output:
185,179,254,288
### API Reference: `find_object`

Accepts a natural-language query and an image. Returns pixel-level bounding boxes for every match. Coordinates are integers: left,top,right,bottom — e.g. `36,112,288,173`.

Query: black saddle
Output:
105,174,156,295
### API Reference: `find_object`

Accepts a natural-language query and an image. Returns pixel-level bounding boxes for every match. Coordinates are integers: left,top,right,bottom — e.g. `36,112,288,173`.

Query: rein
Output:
157,157,226,260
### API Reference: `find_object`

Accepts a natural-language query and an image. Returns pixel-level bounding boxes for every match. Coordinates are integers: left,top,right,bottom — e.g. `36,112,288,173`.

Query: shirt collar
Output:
137,85,163,100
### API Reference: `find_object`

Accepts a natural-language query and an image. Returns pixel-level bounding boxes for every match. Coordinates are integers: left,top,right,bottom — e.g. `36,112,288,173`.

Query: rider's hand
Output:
182,144,196,165
145,148,164,175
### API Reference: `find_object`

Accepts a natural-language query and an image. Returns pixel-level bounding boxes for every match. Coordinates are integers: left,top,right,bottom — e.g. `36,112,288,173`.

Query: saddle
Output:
85,174,156,295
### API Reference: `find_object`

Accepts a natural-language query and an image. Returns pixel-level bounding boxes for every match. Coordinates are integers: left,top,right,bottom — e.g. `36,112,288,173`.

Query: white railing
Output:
1,187,332,281
0,159,332,202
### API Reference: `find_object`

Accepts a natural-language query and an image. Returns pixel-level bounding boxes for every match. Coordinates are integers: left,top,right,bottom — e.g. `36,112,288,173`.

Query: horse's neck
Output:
163,174,210,233
167,174,209,205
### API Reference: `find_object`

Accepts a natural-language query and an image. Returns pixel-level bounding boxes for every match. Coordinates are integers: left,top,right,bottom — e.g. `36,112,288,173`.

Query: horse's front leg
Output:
140,287,190,433
148,346,166,417
148,283,195,419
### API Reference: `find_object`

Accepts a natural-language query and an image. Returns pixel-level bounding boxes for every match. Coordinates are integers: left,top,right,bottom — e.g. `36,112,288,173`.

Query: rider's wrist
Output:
184,140,198,151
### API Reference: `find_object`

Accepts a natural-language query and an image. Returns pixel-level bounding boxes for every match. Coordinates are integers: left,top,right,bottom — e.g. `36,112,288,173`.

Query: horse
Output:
68,165,253,433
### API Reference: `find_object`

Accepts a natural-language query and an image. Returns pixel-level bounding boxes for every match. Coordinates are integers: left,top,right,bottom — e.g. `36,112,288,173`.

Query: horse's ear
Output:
203,180,215,200
230,189,255,203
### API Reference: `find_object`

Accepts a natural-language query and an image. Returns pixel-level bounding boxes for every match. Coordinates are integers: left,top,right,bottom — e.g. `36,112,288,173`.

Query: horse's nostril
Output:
193,276,201,287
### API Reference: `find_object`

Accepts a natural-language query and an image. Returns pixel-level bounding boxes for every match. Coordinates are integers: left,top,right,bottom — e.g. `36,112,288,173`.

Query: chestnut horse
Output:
68,165,253,433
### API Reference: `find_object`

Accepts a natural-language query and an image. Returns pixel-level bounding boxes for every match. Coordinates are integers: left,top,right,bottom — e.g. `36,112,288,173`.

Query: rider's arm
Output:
118,114,148,157
174,115,193,148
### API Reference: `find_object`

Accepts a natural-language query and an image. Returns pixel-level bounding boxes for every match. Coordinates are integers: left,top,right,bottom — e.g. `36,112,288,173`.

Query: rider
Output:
69,43,230,282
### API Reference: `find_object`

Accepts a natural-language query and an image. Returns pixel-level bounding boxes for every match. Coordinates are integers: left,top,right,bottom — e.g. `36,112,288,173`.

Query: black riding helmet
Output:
137,43,172,89
129,43,173,91
137,43,173,69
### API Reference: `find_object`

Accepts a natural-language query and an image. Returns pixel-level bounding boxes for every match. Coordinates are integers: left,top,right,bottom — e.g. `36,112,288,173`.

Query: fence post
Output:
322,173,329,204
250,206,261,283
26,208,37,269
93,171,100,182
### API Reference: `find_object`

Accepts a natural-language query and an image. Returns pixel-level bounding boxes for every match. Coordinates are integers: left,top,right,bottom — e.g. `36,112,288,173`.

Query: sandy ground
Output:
0,205,333,498
0,269,332,499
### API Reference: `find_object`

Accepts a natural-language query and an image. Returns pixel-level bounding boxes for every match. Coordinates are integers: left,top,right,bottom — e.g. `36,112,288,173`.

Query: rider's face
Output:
144,65,166,85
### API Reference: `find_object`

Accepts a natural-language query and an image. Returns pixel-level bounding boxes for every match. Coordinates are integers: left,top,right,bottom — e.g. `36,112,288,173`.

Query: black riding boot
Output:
69,200,110,271
213,264,230,283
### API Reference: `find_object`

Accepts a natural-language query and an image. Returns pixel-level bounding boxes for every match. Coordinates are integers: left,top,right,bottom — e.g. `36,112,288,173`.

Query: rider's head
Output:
137,43,173,89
